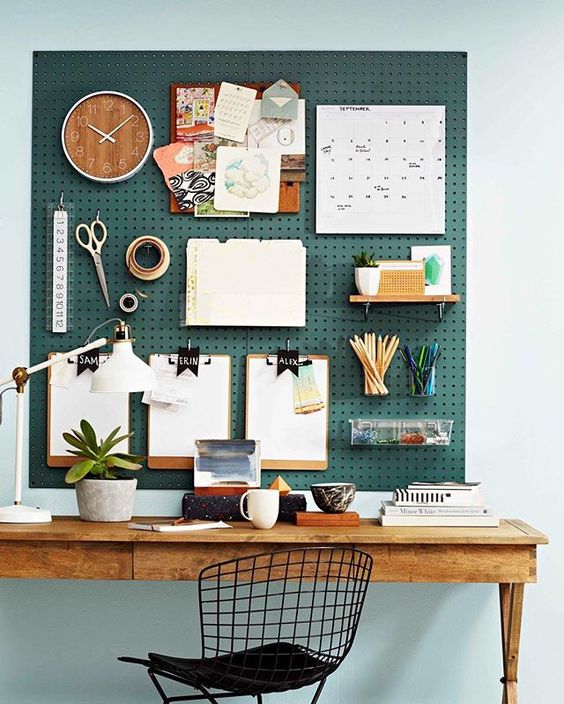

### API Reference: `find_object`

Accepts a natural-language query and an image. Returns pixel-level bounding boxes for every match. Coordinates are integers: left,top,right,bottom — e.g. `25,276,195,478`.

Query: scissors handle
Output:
75,223,94,251
75,218,108,254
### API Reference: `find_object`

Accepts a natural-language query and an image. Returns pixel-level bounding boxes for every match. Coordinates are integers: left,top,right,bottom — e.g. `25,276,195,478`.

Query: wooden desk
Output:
0,517,547,704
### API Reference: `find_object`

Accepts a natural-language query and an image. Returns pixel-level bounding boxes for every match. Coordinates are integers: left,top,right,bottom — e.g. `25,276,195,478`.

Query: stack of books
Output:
380,482,499,527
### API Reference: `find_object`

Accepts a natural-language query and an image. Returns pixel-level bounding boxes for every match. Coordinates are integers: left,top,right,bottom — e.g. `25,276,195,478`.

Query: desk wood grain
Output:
0,517,548,544
0,518,546,583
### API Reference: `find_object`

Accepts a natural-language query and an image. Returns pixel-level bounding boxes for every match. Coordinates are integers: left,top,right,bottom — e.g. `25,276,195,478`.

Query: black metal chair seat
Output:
120,547,373,704
145,642,333,695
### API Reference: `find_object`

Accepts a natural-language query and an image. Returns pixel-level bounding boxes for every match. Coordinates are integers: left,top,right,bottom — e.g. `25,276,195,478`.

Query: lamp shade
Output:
90,339,156,393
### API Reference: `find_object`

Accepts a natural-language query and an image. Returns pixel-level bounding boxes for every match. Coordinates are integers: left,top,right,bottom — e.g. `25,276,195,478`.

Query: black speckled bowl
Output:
310,483,356,513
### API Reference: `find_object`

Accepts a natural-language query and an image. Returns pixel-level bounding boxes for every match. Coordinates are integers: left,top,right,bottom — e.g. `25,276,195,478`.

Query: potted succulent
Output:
353,251,381,295
64,420,143,522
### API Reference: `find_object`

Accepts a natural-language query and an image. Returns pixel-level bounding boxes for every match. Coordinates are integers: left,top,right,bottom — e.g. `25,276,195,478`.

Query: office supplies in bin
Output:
350,419,453,446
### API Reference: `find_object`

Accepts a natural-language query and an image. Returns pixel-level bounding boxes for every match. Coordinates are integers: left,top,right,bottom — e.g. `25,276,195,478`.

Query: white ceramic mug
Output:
239,489,279,529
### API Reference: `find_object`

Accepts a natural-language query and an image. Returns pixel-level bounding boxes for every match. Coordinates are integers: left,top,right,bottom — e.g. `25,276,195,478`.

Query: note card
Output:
214,82,257,142
316,105,445,234
214,147,281,213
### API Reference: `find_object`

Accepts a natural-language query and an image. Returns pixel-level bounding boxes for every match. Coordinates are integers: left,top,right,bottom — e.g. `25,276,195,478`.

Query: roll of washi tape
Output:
119,293,139,313
125,236,170,281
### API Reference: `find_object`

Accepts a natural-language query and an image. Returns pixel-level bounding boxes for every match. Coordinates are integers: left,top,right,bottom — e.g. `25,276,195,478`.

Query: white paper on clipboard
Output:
147,354,231,469
47,354,129,467
245,355,329,470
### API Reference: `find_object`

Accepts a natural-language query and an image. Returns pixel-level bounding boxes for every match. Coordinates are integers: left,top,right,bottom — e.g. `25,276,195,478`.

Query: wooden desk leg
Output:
499,583,525,704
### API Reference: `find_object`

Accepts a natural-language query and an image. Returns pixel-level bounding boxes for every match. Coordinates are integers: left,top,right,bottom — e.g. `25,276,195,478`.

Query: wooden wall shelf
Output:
349,294,461,321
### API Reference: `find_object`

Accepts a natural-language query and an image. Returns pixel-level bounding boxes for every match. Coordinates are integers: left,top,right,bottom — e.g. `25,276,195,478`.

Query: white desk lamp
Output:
0,320,156,524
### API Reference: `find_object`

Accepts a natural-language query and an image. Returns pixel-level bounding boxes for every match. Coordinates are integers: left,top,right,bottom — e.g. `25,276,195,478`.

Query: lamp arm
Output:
25,338,108,377
0,338,109,388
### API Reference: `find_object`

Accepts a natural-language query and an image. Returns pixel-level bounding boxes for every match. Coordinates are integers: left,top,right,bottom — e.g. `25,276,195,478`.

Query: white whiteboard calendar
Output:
316,105,445,234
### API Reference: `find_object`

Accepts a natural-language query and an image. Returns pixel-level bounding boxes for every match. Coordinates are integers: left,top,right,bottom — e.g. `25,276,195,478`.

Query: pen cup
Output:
407,366,437,397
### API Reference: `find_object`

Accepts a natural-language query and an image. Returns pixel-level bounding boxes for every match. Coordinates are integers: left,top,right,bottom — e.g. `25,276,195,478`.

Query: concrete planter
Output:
75,478,137,522
355,267,381,295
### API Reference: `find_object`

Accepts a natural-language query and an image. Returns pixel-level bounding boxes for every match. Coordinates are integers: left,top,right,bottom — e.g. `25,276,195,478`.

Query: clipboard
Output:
169,82,301,214
147,353,231,469
245,354,329,470
47,353,130,467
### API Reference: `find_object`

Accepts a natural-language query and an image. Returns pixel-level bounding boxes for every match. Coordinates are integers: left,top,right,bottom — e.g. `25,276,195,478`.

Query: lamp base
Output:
0,504,52,523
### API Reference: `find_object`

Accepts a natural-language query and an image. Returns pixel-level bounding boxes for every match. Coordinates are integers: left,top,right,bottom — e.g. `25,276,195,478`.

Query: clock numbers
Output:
63,91,152,182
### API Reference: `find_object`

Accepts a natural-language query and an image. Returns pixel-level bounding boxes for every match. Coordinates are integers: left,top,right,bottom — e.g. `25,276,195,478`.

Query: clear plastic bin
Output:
350,419,453,446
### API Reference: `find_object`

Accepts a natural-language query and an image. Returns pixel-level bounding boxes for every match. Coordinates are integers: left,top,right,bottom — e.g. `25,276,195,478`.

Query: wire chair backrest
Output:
198,547,373,667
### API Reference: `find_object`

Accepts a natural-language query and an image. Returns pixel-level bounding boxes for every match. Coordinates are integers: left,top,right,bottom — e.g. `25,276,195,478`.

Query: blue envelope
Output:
261,79,299,120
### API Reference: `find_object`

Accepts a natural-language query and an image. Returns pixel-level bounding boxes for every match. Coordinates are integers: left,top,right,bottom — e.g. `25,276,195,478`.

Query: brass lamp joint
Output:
112,320,135,344
12,367,29,393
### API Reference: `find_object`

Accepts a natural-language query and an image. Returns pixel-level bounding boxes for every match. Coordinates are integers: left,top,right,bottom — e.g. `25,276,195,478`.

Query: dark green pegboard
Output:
29,51,466,491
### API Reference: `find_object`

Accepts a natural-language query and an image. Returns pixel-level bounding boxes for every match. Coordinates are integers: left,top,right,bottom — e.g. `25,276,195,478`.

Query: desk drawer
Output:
134,543,537,583
0,541,132,580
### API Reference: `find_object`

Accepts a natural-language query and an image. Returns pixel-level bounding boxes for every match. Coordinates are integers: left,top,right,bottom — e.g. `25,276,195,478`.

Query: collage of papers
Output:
153,80,306,216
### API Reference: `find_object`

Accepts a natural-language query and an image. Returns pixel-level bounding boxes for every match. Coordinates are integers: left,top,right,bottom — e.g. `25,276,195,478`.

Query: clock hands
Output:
98,114,135,144
87,123,116,144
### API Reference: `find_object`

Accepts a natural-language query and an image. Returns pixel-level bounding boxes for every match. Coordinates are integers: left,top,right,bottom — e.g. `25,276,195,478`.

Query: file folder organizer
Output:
185,239,306,327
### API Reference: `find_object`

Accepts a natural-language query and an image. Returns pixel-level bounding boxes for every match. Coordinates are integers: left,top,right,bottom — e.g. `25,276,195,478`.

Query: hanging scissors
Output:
75,210,110,307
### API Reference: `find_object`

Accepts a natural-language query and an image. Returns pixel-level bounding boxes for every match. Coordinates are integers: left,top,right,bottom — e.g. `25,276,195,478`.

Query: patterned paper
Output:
169,171,215,211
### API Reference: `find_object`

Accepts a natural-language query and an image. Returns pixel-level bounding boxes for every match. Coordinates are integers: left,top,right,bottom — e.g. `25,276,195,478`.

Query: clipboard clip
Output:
266,339,311,367
168,340,212,367
66,352,111,364
167,354,212,366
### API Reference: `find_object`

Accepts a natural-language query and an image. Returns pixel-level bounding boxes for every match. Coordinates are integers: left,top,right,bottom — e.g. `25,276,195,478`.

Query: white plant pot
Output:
75,478,137,522
355,267,381,296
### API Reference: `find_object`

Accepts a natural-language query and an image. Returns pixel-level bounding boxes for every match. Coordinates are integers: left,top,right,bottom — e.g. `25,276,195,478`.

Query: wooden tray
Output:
295,512,360,527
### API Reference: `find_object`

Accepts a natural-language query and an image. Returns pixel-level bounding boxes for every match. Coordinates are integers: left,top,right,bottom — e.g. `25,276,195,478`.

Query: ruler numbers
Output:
51,209,68,333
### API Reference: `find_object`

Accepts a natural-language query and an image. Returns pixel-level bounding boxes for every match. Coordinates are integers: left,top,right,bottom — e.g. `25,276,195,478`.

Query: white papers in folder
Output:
185,238,306,327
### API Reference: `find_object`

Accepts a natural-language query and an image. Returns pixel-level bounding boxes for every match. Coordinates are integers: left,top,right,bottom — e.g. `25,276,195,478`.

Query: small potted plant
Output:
64,420,143,522
353,251,381,296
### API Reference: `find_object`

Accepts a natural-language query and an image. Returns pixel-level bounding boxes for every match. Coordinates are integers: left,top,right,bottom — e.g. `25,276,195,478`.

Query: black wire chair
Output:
119,546,373,704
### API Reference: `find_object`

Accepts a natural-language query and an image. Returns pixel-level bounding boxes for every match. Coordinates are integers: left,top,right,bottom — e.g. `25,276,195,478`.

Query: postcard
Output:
214,147,281,213
214,82,257,142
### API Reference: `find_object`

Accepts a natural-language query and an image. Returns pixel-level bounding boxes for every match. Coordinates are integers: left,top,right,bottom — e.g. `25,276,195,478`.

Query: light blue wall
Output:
0,1,562,702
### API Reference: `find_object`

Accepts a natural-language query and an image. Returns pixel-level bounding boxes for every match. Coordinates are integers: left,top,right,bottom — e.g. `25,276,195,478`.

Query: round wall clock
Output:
61,91,153,183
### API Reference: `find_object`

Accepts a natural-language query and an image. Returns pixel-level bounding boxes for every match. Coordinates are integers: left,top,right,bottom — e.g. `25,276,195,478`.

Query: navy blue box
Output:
182,493,307,522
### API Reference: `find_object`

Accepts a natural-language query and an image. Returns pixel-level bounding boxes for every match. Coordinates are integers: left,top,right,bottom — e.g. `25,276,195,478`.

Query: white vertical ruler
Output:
51,198,69,333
